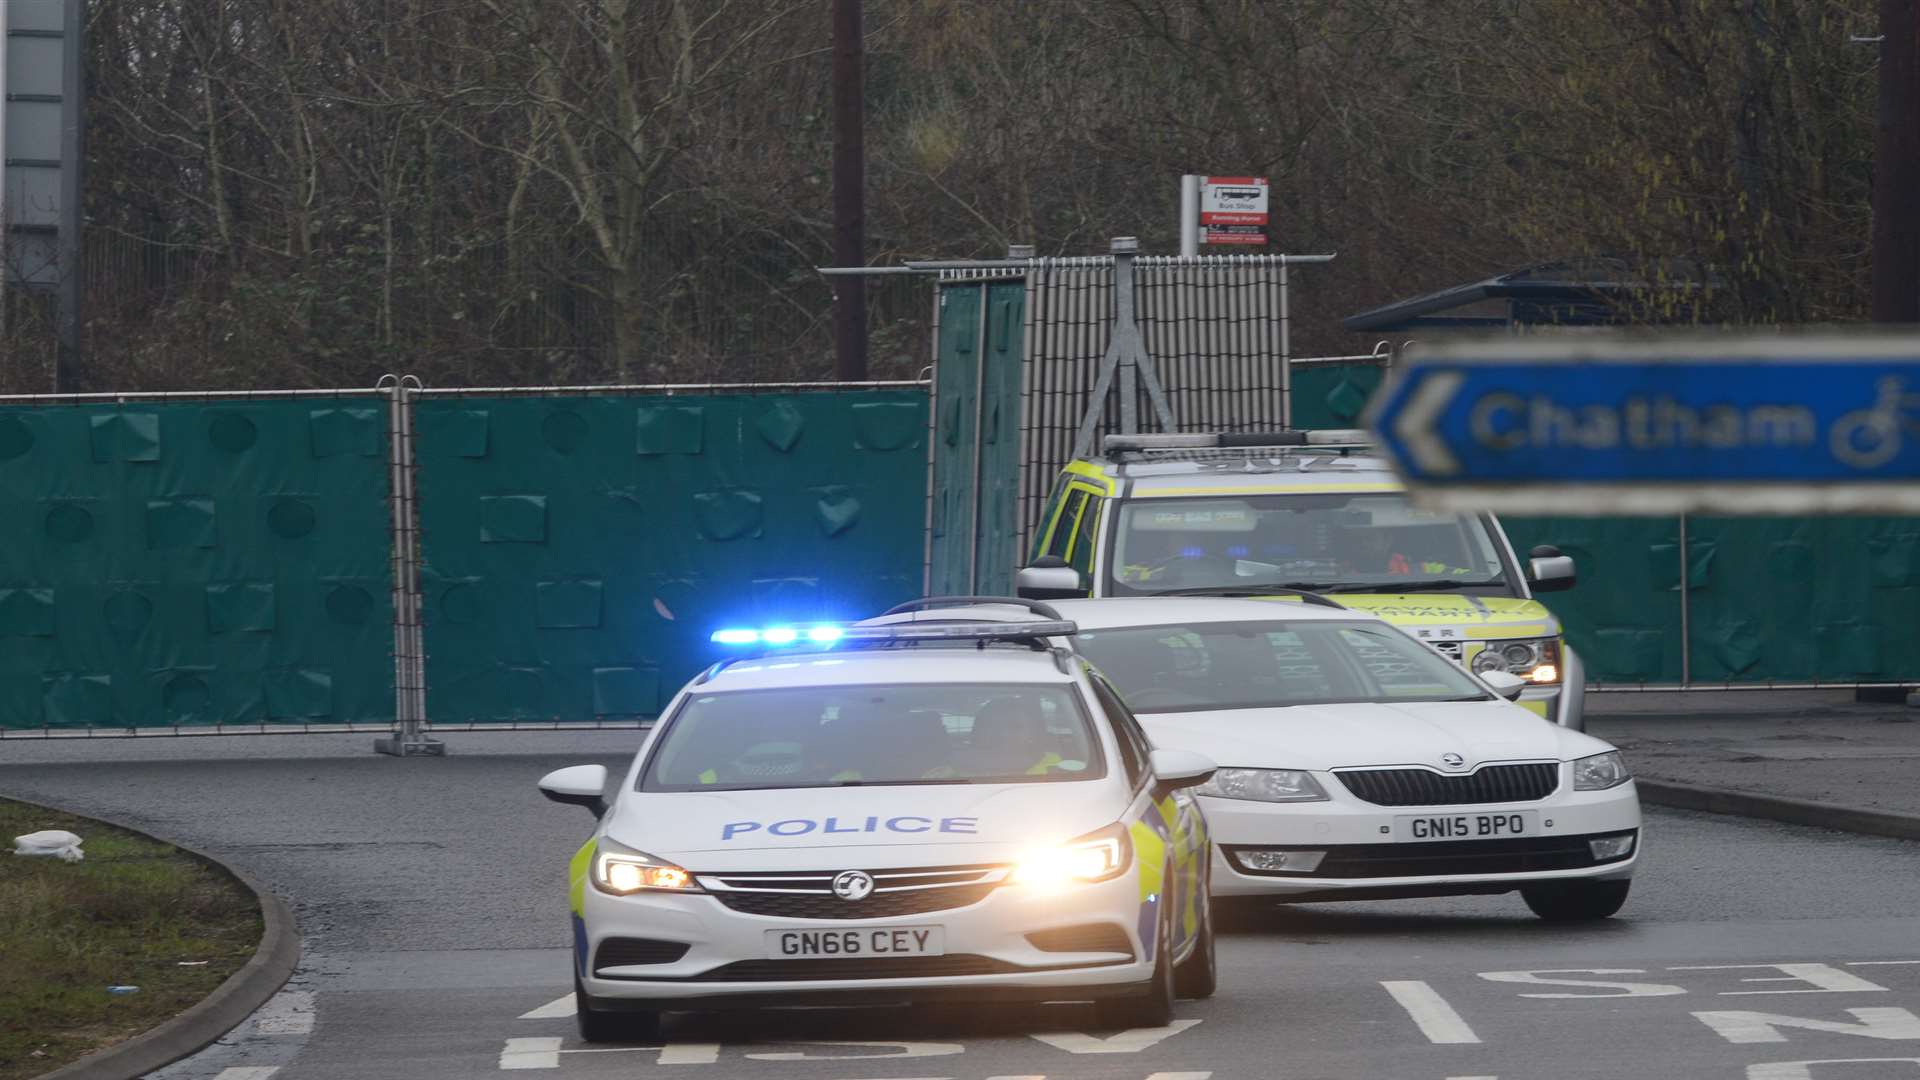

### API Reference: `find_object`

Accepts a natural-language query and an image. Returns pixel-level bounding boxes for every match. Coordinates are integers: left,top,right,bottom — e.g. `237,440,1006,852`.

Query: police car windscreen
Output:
640,684,1105,791
1109,494,1508,595
1074,620,1489,713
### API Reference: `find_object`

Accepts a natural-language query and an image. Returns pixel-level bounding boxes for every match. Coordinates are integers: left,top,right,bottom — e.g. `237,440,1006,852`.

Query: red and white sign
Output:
1199,176,1268,245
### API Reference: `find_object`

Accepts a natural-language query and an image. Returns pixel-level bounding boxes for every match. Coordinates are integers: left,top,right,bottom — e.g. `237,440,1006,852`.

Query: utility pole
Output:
831,0,868,380
1873,0,1920,323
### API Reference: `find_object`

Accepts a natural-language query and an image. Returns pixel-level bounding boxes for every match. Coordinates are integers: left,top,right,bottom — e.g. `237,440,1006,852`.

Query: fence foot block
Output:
373,733,446,757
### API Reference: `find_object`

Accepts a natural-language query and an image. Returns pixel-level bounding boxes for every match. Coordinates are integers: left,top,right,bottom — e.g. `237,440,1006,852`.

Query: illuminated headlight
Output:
1471,637,1562,684
592,838,699,895
1196,768,1329,803
1573,751,1632,791
1012,823,1132,888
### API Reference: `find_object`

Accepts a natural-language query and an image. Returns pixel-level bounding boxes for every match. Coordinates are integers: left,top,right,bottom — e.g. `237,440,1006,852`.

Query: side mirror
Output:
1016,555,1088,601
1481,670,1527,701
538,764,610,817
1149,748,1218,791
1529,552,1577,593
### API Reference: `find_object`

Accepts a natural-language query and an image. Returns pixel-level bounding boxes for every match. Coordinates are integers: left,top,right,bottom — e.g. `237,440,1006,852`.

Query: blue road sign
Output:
1362,336,1920,514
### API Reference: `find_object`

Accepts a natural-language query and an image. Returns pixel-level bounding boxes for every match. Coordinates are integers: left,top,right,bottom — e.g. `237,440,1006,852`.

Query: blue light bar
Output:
709,619,1076,648
710,624,846,647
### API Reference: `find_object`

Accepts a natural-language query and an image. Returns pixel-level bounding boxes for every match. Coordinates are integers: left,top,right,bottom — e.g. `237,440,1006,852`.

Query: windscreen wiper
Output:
1322,579,1494,593
829,777,979,786
1152,584,1346,609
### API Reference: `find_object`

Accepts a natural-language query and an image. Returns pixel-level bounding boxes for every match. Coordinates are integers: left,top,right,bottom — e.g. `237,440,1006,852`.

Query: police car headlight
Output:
1196,768,1329,803
592,838,700,896
1011,822,1132,889
1573,751,1631,791
1471,637,1561,685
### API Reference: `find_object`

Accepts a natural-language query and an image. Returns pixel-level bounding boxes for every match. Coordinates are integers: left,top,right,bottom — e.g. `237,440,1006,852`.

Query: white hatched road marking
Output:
518,994,575,1020
251,992,315,1036
1382,980,1482,1045
1693,1007,1920,1044
213,1069,282,1080
1748,1061,1920,1079
498,1039,722,1069
500,1037,562,1070
1028,1020,1203,1054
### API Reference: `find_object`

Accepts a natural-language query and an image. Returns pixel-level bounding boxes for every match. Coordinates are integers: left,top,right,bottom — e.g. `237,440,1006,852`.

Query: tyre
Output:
575,977,660,1043
1521,878,1631,923
1094,898,1176,1029
1173,883,1217,1000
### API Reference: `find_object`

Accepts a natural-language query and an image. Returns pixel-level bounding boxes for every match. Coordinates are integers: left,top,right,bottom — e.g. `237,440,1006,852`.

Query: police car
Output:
870,596,1641,922
537,601,1219,1042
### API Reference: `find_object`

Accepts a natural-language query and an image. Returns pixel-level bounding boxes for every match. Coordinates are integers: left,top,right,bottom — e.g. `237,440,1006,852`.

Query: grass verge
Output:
0,799,260,1080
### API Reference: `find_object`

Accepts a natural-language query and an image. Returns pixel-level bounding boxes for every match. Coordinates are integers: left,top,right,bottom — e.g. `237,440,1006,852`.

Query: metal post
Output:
1279,258,1292,428
1114,238,1139,436
53,0,83,391
375,374,444,757
966,283,990,593
831,0,869,378
1179,175,1201,258
1677,513,1692,686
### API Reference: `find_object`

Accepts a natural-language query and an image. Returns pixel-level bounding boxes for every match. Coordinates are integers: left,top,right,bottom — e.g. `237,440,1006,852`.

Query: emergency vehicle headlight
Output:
592,838,701,896
1471,637,1561,684
1196,767,1329,803
1573,751,1631,791
1012,823,1131,889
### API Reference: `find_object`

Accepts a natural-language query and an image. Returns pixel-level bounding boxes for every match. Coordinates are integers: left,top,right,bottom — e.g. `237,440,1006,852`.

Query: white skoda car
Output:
538,604,1218,1042
877,597,1641,922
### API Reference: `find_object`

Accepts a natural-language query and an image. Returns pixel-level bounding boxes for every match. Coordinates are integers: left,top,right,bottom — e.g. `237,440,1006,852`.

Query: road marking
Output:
744,1042,962,1061
658,1044,721,1065
252,991,315,1036
1479,968,1684,998
1028,1019,1203,1054
1851,962,1920,966
518,994,575,1020
1382,980,1481,1045
500,1037,562,1070
213,1069,282,1080
1749,1060,1920,1079
1673,964,1892,996
1694,1007,1920,1044
1144,1073,1213,1080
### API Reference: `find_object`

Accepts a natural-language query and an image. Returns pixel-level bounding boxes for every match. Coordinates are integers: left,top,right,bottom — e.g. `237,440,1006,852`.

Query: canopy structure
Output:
1343,257,1717,333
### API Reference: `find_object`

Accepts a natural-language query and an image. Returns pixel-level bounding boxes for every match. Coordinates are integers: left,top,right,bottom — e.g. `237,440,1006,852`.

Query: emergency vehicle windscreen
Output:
1074,620,1490,713
640,683,1106,791
1109,493,1510,596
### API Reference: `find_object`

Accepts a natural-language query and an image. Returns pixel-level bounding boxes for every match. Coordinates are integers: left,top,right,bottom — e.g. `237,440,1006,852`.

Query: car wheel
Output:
1095,896,1176,1029
575,976,660,1043
1521,878,1631,923
1173,880,1217,1000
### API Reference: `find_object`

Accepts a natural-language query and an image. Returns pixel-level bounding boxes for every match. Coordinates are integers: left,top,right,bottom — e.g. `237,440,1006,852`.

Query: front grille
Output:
594,937,690,970
1027,924,1134,956
699,865,1003,921
712,885,996,920
687,955,1022,982
1226,831,1635,879
1336,763,1559,806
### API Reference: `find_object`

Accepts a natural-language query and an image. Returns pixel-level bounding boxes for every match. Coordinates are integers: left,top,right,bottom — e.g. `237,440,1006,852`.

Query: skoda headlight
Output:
1012,822,1132,888
1196,767,1329,803
1471,637,1562,684
592,837,699,895
1573,751,1631,791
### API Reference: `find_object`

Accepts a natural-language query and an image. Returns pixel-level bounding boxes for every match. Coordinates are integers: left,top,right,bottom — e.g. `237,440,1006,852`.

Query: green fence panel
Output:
0,399,395,729
1291,363,1386,430
1500,516,1686,684
415,389,928,723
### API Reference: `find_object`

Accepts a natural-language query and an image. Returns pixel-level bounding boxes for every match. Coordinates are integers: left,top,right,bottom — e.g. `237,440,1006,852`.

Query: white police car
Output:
871,596,1641,922
537,601,1219,1042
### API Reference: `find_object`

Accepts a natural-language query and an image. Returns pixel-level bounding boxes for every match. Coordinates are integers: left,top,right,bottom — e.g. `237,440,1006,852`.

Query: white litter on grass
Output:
13,830,84,862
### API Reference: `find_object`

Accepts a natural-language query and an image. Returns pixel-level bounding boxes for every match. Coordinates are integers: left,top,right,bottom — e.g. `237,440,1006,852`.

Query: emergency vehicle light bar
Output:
1103,430,1371,453
710,621,1078,648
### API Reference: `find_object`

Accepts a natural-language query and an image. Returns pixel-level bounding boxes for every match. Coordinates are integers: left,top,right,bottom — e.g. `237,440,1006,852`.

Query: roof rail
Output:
881,596,1066,621
1103,430,1372,456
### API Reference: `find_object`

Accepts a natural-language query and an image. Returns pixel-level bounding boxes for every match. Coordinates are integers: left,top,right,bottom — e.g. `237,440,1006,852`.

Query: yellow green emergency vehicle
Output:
1016,432,1585,728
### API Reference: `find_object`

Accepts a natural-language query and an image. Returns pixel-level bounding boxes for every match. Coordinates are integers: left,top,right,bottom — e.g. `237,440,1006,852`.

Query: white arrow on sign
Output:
1393,371,1465,477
